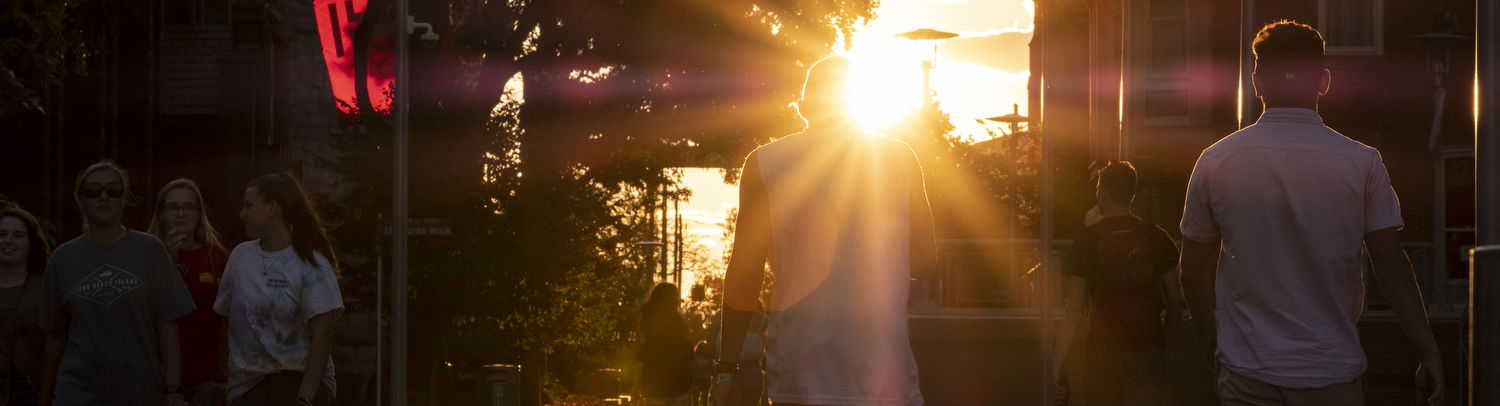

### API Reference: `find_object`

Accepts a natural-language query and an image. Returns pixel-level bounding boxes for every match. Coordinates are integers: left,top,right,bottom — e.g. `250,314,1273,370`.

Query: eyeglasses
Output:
164,203,199,213
79,183,125,199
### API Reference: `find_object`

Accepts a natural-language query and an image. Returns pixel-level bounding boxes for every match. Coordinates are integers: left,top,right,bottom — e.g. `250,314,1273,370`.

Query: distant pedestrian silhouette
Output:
637,282,694,406
712,55,936,406
1178,20,1444,406
1052,161,1181,406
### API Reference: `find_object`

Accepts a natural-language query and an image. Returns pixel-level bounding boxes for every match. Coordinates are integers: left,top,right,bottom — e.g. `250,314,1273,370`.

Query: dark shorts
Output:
1081,346,1165,406
228,371,333,406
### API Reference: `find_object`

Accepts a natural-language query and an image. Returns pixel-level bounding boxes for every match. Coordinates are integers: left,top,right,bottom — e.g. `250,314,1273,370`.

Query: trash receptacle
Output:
482,364,522,406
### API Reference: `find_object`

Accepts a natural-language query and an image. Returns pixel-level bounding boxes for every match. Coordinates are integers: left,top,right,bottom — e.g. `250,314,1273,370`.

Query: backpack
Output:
1089,222,1165,348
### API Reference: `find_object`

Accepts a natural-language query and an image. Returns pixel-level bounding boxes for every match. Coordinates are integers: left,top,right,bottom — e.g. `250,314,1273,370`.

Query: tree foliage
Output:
323,0,880,402
0,0,117,120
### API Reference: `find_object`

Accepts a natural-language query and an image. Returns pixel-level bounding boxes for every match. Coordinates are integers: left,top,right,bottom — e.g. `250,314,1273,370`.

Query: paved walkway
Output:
909,313,1466,405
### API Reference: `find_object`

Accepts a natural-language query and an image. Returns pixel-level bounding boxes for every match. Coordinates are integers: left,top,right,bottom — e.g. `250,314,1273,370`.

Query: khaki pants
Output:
1215,367,1362,406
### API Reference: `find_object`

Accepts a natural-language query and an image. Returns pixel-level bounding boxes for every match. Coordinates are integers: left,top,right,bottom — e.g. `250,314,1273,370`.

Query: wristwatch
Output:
297,395,314,406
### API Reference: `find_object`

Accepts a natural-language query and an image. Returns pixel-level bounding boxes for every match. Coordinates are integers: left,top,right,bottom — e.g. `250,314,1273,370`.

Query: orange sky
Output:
847,0,1034,138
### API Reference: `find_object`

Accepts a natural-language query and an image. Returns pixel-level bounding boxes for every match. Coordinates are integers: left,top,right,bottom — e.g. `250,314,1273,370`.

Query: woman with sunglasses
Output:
0,206,53,406
216,173,342,406
149,179,230,406
38,161,197,406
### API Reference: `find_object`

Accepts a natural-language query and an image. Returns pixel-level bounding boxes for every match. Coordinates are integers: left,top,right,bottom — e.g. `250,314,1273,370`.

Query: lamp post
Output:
985,103,1030,137
1411,24,1471,314
895,29,959,108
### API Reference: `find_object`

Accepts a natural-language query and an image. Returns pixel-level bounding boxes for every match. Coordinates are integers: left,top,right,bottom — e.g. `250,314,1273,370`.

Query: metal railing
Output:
920,239,1455,314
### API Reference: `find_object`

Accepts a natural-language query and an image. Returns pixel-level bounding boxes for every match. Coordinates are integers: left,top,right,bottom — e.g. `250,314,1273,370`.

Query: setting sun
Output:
842,39,926,132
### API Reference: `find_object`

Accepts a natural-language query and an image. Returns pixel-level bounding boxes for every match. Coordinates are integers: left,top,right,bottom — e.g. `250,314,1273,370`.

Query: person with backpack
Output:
1051,161,1181,406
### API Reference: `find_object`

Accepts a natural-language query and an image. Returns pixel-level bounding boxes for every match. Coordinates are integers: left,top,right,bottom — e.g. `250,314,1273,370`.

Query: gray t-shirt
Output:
39,230,196,405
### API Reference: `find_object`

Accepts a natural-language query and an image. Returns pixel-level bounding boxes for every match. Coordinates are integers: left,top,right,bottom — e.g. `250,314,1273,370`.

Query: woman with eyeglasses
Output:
216,173,342,406
0,206,53,406
38,161,197,406
149,179,229,406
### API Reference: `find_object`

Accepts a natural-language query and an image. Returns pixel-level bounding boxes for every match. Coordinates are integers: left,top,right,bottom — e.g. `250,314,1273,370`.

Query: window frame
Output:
1318,0,1385,56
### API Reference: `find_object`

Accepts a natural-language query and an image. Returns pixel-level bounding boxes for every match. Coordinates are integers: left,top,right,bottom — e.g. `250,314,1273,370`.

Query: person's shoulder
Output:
52,235,88,255
228,240,259,257
127,229,166,246
307,250,338,274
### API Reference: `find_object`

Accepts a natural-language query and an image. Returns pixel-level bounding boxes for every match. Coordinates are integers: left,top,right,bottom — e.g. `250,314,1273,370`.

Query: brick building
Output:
3,0,344,240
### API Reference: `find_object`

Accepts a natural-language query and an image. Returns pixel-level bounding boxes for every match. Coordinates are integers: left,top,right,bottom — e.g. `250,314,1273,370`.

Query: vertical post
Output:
921,60,934,108
376,256,384,406
392,1,411,404
1471,0,1500,403
1238,0,1257,129
1036,4,1054,404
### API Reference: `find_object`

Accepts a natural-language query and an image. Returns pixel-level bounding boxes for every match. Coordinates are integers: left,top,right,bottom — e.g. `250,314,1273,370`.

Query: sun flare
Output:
842,38,925,133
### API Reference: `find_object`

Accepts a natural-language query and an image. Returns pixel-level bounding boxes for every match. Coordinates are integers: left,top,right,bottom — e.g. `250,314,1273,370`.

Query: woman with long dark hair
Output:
637,282,694,406
215,173,343,406
149,178,230,406
0,206,53,406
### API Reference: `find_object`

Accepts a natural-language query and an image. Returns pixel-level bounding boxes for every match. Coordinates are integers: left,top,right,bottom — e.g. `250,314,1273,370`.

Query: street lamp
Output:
985,103,1030,137
895,28,958,108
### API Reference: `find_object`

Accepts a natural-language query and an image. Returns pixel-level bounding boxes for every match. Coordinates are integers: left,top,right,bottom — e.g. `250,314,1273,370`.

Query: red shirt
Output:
176,244,228,385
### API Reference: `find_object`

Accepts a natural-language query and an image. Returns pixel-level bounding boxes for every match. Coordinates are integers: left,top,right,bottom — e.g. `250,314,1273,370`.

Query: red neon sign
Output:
313,0,394,116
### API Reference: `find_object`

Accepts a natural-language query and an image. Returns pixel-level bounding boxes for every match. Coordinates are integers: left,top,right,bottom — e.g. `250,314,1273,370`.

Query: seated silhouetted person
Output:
1179,20,1444,406
711,56,936,406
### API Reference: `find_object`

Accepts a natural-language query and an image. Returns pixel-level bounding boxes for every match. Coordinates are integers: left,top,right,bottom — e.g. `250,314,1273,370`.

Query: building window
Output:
1140,0,1190,121
1319,0,1384,55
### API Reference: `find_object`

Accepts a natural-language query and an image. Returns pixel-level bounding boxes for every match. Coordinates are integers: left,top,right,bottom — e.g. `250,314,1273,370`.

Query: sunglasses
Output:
79,183,126,199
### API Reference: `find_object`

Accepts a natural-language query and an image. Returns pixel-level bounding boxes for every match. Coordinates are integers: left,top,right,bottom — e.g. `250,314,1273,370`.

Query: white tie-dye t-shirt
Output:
214,241,344,401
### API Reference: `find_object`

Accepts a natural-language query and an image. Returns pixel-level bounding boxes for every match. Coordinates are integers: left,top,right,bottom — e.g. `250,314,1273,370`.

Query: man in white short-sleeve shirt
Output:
1178,20,1443,406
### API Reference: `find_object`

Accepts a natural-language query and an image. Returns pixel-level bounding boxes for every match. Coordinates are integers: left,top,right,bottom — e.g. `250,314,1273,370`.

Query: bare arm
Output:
158,322,182,389
1161,267,1185,334
1365,227,1443,404
40,333,65,405
1050,276,1087,380
718,152,772,374
299,311,337,403
908,155,937,281
1179,238,1220,367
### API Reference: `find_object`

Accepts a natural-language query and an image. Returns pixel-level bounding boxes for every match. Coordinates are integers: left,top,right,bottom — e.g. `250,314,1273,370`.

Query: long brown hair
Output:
249,173,339,275
148,178,226,254
1,207,53,277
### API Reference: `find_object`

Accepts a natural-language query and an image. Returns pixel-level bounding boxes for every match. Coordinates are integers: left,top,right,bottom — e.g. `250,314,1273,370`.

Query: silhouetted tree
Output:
326,0,879,403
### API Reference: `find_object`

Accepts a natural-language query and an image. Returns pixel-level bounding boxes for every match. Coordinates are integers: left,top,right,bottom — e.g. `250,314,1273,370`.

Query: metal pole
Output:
376,256,383,406
1471,0,1500,402
1238,0,1256,128
1036,3,1054,404
393,0,411,404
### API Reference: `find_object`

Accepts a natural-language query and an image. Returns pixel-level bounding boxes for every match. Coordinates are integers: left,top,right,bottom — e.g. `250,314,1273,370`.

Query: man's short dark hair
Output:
1098,161,1137,203
1252,20,1326,105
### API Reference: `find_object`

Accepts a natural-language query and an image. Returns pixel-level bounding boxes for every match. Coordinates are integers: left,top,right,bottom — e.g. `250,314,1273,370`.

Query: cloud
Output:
941,31,1031,73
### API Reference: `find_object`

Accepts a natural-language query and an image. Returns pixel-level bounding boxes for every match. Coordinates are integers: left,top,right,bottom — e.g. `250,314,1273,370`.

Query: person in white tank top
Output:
711,56,937,406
